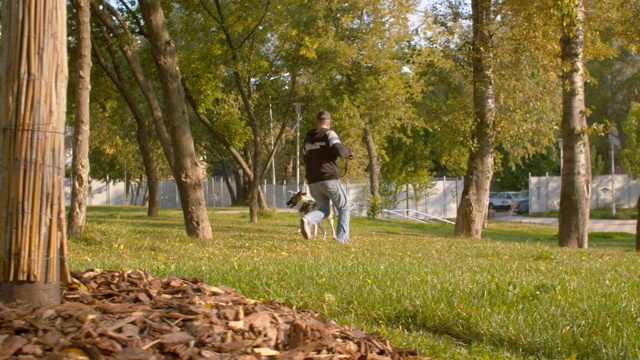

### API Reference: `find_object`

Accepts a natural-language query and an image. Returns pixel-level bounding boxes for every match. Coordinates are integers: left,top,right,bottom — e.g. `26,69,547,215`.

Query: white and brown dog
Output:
286,191,336,240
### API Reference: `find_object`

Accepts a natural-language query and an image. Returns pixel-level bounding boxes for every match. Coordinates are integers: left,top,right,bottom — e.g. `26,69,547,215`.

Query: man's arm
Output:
327,130,352,158
332,142,352,158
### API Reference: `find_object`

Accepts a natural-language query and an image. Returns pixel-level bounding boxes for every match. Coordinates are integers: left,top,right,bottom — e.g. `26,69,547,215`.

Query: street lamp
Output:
269,102,276,206
557,138,563,174
293,103,304,192
608,128,620,217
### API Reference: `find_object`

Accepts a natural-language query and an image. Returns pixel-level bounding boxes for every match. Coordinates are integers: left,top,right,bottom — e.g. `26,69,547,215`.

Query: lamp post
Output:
558,138,563,174
269,102,276,206
608,128,619,218
293,103,303,192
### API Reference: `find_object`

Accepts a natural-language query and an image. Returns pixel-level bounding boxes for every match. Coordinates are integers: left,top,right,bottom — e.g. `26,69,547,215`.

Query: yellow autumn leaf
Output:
61,348,90,360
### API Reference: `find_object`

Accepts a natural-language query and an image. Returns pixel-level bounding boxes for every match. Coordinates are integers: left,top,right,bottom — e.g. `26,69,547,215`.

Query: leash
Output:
341,157,350,178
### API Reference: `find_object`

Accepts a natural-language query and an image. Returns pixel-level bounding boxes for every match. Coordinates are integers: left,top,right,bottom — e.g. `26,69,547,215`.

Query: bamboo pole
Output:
1,0,69,286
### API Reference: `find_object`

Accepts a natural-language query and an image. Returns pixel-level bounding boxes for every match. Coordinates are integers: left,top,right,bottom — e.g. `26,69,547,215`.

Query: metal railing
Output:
382,209,455,225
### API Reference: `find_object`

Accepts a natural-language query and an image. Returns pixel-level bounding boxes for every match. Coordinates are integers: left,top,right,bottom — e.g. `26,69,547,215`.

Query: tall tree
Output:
303,0,417,218
558,0,590,248
89,0,176,170
138,0,213,239
454,0,496,238
618,102,640,250
195,0,274,222
68,0,92,238
0,0,71,307
91,28,162,215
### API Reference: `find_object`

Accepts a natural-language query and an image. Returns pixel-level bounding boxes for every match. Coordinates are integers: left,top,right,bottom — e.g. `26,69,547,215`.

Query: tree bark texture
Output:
454,0,496,239
91,35,160,216
139,0,212,239
558,0,590,248
0,0,71,307
363,124,382,219
67,0,92,238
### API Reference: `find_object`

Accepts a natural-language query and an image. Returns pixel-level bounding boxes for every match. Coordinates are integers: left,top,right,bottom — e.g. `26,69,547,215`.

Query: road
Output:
493,212,637,234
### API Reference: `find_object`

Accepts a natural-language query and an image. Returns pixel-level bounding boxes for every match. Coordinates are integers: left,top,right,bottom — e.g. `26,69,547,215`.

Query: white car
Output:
488,192,512,210
500,191,528,203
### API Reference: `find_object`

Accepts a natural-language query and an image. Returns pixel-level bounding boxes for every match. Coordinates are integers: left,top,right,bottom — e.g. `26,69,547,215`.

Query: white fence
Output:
65,177,464,218
65,174,640,217
529,174,640,213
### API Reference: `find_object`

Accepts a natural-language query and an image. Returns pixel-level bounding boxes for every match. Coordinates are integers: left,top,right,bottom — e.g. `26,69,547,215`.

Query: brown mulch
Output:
0,269,420,359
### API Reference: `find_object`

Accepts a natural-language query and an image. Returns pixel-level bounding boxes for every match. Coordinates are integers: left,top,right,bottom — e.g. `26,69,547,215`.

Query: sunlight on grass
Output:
68,206,640,359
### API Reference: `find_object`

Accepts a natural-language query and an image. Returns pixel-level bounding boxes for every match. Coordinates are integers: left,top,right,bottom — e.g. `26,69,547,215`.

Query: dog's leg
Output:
317,223,326,240
325,207,337,240
327,217,336,240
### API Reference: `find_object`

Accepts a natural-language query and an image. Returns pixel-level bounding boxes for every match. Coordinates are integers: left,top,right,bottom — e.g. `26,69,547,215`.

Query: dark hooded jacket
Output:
303,127,352,184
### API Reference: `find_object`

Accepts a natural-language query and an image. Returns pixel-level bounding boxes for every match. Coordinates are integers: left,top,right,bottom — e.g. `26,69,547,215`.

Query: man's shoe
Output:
300,217,311,239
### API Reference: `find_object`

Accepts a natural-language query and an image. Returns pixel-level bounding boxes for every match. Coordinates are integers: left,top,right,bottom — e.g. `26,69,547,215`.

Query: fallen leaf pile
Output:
0,269,419,359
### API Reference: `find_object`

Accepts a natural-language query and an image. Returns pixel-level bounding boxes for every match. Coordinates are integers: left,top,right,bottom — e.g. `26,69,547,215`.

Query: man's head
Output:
316,110,332,128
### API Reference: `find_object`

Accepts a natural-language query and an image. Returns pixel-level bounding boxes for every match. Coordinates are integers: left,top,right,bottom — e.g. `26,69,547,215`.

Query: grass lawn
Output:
68,206,640,359
528,206,638,220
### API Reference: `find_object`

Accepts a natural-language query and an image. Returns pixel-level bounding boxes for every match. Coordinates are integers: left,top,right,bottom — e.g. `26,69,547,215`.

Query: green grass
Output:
68,206,640,359
529,206,637,220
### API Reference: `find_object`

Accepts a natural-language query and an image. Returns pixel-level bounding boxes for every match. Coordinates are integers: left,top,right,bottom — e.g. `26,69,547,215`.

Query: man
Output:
301,110,352,244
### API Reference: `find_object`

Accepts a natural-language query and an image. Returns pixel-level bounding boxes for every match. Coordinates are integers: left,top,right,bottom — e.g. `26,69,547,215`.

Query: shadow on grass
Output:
388,315,550,359
368,216,637,251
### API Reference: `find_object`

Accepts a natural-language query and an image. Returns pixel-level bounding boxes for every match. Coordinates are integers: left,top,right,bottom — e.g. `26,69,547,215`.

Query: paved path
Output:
494,213,637,234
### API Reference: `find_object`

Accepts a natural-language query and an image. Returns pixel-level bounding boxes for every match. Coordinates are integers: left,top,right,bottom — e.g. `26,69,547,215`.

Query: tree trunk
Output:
133,176,142,206
220,160,237,204
68,0,92,239
636,195,640,251
0,0,71,308
454,0,495,239
139,0,212,239
558,0,590,248
363,124,382,218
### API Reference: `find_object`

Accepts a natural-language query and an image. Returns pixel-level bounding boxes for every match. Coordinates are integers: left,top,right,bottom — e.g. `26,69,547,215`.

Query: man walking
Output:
301,110,352,244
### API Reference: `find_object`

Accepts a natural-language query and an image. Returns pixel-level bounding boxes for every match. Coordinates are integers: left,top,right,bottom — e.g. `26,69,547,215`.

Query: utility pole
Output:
269,102,276,206
293,103,303,192
558,138,563,174
609,129,618,218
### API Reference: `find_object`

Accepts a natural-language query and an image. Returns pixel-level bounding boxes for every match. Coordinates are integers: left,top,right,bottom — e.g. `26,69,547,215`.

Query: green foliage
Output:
619,102,640,177
379,180,403,210
297,0,419,174
77,0,640,207
380,123,435,207
367,195,383,219
69,206,640,359
495,146,561,190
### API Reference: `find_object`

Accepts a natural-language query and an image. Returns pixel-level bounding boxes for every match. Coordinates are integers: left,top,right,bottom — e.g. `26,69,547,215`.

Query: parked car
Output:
499,191,525,203
488,192,512,210
514,198,529,214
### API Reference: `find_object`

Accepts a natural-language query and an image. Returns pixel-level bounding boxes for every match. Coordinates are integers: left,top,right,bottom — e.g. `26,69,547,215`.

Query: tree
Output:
68,0,92,238
453,0,496,239
381,124,435,213
618,103,640,250
0,0,71,308
192,0,287,222
301,0,417,218
558,0,591,249
90,24,162,215
138,0,213,239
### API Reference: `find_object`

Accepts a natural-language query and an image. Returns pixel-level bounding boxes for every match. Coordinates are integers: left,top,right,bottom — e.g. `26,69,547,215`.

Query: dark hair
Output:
316,110,332,121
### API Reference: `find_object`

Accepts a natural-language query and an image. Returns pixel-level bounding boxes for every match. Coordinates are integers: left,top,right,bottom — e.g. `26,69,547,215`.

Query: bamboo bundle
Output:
0,0,70,285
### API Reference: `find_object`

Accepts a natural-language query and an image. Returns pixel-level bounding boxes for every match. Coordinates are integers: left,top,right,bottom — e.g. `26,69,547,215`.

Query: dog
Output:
286,191,336,240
